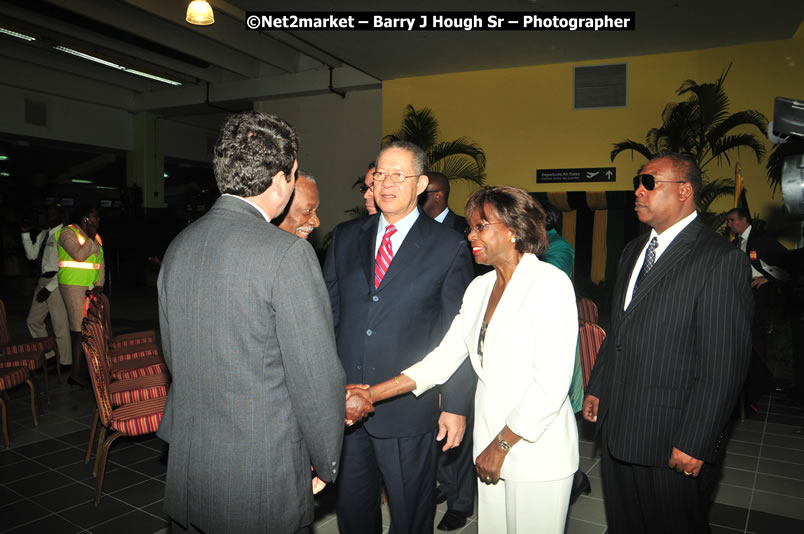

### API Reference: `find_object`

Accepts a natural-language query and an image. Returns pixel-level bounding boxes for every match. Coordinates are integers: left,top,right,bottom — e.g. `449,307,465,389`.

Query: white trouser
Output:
478,474,573,534
26,277,72,365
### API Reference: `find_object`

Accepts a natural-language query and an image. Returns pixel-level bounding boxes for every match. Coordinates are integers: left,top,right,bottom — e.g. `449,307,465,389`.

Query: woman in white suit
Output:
347,186,579,533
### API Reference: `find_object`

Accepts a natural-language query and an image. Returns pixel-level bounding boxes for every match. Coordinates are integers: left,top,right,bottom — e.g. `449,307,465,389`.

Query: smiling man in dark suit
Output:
158,112,346,533
583,153,752,533
324,141,474,533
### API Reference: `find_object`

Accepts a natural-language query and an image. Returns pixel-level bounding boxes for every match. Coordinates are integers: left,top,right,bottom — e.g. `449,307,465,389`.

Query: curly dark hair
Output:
213,112,299,197
465,186,548,256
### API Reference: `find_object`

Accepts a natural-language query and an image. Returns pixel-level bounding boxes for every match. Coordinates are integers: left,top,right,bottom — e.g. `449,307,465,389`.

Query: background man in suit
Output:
583,154,752,533
421,170,476,531
158,112,346,534
276,169,321,240
361,160,378,215
325,141,474,533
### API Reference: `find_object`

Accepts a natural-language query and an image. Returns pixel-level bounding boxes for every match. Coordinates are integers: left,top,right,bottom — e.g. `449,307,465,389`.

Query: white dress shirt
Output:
624,211,698,310
374,208,420,257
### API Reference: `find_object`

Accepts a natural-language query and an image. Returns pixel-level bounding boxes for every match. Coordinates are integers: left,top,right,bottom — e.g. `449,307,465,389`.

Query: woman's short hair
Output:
465,186,548,256
70,204,96,225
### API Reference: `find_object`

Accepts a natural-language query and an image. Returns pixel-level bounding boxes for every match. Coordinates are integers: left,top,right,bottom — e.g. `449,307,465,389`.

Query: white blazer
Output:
404,253,579,482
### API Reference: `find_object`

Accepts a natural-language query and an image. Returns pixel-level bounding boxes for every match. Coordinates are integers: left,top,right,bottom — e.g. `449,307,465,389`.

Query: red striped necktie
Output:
374,224,397,288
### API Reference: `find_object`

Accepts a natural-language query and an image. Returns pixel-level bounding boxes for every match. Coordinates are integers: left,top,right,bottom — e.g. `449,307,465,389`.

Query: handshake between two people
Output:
343,376,467,453
345,384,373,426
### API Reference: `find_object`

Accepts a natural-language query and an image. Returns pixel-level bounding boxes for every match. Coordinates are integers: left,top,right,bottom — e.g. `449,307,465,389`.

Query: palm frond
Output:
697,177,735,212
383,104,439,149
611,140,654,162
428,139,487,170
704,134,767,168
430,156,486,186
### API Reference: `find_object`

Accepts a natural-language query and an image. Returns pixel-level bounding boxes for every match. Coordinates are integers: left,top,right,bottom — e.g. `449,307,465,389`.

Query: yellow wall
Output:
383,30,804,244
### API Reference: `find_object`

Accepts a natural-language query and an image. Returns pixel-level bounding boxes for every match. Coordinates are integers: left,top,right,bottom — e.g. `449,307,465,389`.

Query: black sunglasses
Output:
358,184,372,193
633,174,687,191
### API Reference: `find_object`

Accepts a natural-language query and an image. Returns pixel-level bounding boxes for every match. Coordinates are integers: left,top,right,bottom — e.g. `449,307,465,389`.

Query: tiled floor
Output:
1,293,803,533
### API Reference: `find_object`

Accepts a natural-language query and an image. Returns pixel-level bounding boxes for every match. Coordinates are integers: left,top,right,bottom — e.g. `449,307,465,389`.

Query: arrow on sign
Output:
606,170,613,178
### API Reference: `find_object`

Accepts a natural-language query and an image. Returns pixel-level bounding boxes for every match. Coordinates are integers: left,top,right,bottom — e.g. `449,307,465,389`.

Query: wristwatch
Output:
497,432,511,452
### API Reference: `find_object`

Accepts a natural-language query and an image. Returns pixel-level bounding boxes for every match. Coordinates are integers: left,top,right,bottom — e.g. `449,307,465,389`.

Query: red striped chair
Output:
0,299,54,401
576,297,599,326
83,320,167,380
82,328,166,505
0,366,39,447
579,323,606,389
91,293,158,352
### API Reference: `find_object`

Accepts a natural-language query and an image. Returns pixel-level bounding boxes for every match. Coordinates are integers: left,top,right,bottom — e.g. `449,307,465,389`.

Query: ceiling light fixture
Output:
72,179,94,184
186,0,215,26
53,45,182,86
0,27,35,41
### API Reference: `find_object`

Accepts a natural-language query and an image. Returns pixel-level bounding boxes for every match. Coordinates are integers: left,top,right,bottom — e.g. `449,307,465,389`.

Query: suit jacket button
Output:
372,296,379,302
616,345,623,351
366,329,373,336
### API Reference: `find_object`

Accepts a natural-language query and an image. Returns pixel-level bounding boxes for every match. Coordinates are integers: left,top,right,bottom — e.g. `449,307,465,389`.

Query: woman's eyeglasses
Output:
464,222,503,236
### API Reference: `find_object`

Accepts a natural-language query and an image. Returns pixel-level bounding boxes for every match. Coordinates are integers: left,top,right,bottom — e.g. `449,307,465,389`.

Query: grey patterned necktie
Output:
632,237,659,297
734,235,743,250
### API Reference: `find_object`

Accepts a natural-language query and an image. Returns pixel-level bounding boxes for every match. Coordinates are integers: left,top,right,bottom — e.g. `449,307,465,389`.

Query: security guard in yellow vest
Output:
56,205,104,387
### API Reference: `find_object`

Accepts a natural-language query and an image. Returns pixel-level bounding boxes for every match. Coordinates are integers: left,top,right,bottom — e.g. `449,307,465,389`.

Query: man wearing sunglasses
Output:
583,153,752,533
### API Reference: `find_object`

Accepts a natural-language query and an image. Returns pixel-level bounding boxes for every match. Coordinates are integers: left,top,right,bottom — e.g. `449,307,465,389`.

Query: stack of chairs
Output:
81,321,168,504
80,294,170,505
0,298,59,404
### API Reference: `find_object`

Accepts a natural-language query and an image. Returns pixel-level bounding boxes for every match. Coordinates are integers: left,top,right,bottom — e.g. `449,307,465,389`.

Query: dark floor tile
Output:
747,509,804,534
56,461,103,484
107,444,161,465
57,429,94,447
710,525,749,533
36,447,87,469
140,438,168,454
0,499,51,531
111,479,165,508
766,413,804,426
0,449,26,467
0,459,49,483
95,467,149,493
142,500,168,521
12,438,73,459
6,469,75,497
0,484,25,504
89,510,169,534
128,456,167,478
3,513,83,533
58,497,136,529
709,502,748,530
30,482,96,513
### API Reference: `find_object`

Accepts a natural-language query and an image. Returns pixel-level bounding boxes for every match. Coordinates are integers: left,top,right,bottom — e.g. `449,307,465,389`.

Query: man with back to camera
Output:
157,111,346,533
324,141,474,533
276,169,321,240
583,153,752,533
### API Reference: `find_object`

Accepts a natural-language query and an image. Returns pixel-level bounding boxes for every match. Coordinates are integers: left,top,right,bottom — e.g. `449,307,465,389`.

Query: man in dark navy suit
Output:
324,142,474,534
584,154,752,533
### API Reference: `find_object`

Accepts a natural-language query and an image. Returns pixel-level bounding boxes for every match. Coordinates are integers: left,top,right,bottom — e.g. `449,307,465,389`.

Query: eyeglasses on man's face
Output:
633,173,687,191
359,184,372,194
372,171,419,183
464,222,503,236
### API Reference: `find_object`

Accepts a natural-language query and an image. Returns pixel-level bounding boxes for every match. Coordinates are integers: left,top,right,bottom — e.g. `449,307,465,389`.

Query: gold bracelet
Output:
393,375,400,385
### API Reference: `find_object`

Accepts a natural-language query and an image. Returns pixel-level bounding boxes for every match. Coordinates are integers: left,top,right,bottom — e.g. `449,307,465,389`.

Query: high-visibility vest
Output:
56,225,104,286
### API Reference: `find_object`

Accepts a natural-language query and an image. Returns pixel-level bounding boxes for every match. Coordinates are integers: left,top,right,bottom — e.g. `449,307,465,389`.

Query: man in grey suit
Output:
583,153,752,533
158,112,346,533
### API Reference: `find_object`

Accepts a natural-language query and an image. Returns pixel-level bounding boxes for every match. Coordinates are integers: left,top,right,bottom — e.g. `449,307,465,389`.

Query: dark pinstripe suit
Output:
586,216,752,533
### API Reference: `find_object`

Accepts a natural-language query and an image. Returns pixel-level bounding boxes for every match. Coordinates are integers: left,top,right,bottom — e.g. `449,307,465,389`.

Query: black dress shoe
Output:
569,471,591,504
437,510,468,531
435,488,447,504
